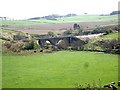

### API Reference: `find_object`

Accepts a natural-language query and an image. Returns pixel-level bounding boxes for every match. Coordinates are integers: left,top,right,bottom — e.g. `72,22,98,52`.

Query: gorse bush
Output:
4,42,12,49
92,28,113,35
97,39,120,54
4,41,24,52
3,40,40,52
22,41,34,50
13,33,26,40
84,38,120,54
82,25,117,35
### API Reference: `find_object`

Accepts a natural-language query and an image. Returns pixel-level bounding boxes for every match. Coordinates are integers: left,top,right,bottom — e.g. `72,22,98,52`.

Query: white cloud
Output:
0,0,119,19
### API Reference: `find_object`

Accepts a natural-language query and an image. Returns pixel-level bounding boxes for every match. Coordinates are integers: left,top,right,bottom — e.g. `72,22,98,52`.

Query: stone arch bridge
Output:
38,36,85,48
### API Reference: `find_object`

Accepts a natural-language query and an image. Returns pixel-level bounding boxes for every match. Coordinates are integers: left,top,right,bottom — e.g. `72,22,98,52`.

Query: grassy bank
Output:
2,51,118,88
84,32,119,53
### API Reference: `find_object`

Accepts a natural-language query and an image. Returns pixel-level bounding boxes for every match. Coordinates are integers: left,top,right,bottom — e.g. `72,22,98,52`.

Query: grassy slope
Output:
1,29,17,33
2,51,118,88
84,32,119,51
33,15,118,24
102,32,119,39
1,15,118,26
56,15,118,23
1,20,42,26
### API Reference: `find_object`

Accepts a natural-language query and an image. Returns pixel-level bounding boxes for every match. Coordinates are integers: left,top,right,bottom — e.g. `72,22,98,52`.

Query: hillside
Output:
84,32,119,54
1,15,118,26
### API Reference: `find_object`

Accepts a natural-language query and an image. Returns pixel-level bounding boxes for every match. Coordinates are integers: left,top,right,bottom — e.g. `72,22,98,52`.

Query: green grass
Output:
1,15,118,26
1,20,42,26
102,32,119,39
2,51,118,88
84,32,119,51
0,39,5,42
1,29,17,33
0,50,2,89
56,15,118,23
34,15,118,24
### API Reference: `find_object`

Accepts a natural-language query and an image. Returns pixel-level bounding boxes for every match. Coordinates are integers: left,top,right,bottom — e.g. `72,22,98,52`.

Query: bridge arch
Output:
44,40,52,45
38,36,85,49
56,39,67,49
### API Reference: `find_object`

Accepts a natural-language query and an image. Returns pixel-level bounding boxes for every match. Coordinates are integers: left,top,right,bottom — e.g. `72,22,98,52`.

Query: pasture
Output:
1,22,117,35
1,15,118,26
47,15,118,23
1,20,42,26
102,32,120,39
2,51,118,88
1,15,118,35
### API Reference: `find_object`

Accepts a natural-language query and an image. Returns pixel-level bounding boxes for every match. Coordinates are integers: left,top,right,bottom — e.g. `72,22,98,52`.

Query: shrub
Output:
3,40,40,52
4,42,12,48
4,41,24,52
22,41,34,50
33,41,40,50
84,38,120,54
13,33,26,40
9,44,21,52
21,40,40,50
90,25,116,35
63,30,72,36
48,32,55,37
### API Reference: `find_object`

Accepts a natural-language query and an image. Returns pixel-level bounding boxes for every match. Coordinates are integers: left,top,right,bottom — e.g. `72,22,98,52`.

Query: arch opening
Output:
56,39,67,49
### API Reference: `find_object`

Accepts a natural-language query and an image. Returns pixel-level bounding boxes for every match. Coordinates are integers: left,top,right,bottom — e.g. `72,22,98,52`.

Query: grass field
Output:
1,15,118,26
0,51,2,89
1,29,17,33
2,51,118,88
102,32,119,39
1,20,42,26
54,15,118,23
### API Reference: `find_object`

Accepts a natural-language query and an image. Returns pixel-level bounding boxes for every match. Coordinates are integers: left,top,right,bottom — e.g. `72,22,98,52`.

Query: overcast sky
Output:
0,0,119,19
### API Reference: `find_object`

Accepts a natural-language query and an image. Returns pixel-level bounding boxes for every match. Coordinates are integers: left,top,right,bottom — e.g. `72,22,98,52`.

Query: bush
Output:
84,38,120,54
100,39,120,54
22,41,34,50
4,41,24,52
48,32,55,37
33,41,40,50
4,42,12,48
92,28,112,34
13,33,26,40
22,40,40,50
9,44,21,52
3,40,40,52
63,30,72,36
